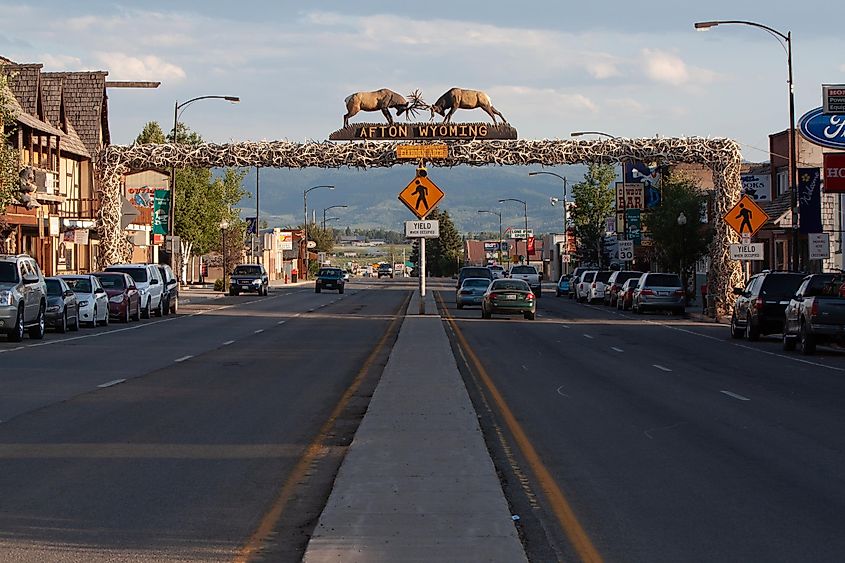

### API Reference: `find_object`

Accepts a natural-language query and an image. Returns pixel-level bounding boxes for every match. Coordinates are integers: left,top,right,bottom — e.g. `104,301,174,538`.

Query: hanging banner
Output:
152,189,170,235
245,217,257,235
798,168,822,234
625,209,642,245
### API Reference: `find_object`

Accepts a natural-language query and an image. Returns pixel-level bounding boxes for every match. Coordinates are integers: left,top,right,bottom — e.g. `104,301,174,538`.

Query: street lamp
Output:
322,205,348,229
477,210,503,265
498,198,529,265
530,171,569,275
694,19,798,272
677,212,688,305
303,185,335,278
220,219,230,292
170,95,240,271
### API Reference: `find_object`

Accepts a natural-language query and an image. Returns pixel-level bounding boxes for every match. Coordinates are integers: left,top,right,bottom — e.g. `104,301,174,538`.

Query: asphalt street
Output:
437,284,845,563
0,279,410,562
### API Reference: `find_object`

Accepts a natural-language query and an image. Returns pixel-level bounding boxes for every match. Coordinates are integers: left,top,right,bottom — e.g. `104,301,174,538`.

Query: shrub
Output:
213,278,225,292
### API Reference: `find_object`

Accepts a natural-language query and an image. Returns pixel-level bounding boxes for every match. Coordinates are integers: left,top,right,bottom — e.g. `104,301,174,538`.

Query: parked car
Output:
489,265,506,279
481,278,536,320
586,270,613,304
93,271,141,323
783,273,845,354
617,277,640,311
377,263,394,278
508,264,542,297
59,274,109,327
0,253,47,341
632,272,685,315
44,277,80,333
457,277,491,309
229,263,269,296
105,264,164,318
605,270,644,306
316,267,345,293
555,275,571,297
457,266,493,288
567,267,591,299
157,264,179,314
730,271,806,340
576,271,597,303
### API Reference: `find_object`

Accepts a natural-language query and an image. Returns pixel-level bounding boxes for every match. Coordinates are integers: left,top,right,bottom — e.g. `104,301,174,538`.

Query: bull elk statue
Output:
343,89,426,128
429,88,506,124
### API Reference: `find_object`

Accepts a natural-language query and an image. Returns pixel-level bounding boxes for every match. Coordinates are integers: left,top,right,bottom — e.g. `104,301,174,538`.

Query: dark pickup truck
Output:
783,273,845,355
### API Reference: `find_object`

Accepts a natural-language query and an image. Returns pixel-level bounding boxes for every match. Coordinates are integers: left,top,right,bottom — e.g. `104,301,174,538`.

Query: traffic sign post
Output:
809,233,830,260
729,243,765,261
724,194,769,238
618,240,634,261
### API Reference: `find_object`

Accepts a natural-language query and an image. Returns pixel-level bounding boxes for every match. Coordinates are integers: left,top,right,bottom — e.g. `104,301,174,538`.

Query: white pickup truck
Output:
508,265,542,297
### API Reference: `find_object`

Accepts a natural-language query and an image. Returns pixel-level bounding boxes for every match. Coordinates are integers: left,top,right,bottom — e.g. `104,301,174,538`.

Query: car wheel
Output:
730,314,744,339
782,333,797,351
162,297,171,316
57,310,68,333
123,304,131,323
482,307,491,319
799,321,816,355
70,308,80,331
524,311,536,320
155,299,164,317
339,287,344,294
28,305,45,340
170,297,178,315
142,299,151,319
228,289,237,296
91,306,99,327
101,308,109,327
457,302,464,310
745,315,760,341
7,306,24,342
315,285,321,293
132,300,141,321
556,290,562,297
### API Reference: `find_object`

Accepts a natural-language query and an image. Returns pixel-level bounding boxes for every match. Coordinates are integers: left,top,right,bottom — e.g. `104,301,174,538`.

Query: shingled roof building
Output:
1,57,108,275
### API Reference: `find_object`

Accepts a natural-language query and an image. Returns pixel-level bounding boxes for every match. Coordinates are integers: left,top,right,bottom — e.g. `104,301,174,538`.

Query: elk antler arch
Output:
95,137,744,317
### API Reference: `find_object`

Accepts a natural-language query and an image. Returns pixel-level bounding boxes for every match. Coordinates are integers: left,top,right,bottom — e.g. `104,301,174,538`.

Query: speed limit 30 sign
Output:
618,240,634,261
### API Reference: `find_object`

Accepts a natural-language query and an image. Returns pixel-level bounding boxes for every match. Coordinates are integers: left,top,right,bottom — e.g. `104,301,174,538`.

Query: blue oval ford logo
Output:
798,107,845,149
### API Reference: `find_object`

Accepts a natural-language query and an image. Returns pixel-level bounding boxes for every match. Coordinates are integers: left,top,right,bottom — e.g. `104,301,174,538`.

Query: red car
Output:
617,277,639,311
93,271,141,323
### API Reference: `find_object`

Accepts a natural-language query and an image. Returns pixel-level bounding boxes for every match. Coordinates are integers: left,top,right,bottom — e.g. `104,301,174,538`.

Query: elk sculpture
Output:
429,87,506,124
343,89,426,128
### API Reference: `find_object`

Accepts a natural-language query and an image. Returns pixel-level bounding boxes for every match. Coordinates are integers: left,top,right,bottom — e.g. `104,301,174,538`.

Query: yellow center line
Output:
435,291,604,563
234,291,411,563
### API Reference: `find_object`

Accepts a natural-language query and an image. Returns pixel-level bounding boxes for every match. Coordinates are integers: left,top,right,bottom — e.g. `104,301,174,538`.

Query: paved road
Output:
437,284,845,562
0,280,410,562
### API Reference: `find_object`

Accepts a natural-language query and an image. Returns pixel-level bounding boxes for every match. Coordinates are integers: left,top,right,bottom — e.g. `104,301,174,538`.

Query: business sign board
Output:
625,209,641,245
395,144,449,159
278,231,293,250
798,107,845,150
405,219,440,238
823,85,845,115
823,153,845,193
809,233,831,260
483,241,500,252
616,183,645,211
618,240,634,261
729,243,764,261
509,228,533,239
740,173,772,202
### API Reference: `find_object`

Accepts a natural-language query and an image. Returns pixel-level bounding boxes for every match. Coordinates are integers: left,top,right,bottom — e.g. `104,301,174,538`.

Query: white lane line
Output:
254,329,264,334
222,340,235,346
562,324,571,329
721,390,751,401
733,343,845,372
97,378,126,388
556,385,570,398
174,355,193,363
0,346,24,353
583,333,594,339
307,308,315,313
277,320,286,325
653,364,672,372
611,347,624,353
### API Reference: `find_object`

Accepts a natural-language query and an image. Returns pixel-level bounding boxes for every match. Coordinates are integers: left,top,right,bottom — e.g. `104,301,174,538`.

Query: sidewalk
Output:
302,290,527,562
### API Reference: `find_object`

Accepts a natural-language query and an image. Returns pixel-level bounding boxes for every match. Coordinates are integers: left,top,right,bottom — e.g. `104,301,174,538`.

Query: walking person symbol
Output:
736,203,753,233
413,179,429,212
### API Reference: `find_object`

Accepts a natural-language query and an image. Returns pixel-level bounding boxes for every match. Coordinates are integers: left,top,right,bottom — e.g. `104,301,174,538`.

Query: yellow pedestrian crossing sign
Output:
398,173,444,219
724,194,768,237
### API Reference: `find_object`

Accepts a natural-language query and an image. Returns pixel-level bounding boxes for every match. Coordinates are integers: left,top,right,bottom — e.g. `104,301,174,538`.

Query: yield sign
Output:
398,175,444,219
724,194,769,237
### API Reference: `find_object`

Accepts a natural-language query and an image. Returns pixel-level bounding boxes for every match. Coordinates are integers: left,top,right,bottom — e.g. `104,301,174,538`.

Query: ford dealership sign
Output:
798,107,845,149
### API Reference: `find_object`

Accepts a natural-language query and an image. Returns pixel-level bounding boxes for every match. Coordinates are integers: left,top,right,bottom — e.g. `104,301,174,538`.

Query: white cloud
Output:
489,86,598,114
641,48,689,85
95,52,185,81
39,53,83,70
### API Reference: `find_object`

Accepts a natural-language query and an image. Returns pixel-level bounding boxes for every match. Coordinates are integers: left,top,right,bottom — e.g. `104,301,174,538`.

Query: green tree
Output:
570,163,616,267
0,75,20,210
410,209,462,277
307,223,335,254
644,172,712,294
134,121,166,144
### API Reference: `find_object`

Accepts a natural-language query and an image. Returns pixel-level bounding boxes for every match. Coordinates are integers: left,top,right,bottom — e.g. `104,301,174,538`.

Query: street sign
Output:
405,219,440,238
398,174,444,219
395,144,448,160
724,194,769,237
618,240,634,261
509,228,534,239
823,84,845,114
306,240,317,249
809,233,831,260
605,217,616,233
729,243,765,261
561,254,571,263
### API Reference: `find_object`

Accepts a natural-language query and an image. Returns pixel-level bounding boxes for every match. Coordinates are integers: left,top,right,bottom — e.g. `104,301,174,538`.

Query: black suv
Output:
730,271,806,340
316,267,345,294
377,264,394,278
229,264,269,296
157,264,179,314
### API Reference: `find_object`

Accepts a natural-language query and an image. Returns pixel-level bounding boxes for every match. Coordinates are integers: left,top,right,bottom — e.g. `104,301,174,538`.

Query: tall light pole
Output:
677,212,688,305
255,167,260,264
303,185,334,278
322,205,348,229
170,95,239,271
499,198,529,265
694,19,799,272
220,219,230,292
529,171,569,275
477,210,503,265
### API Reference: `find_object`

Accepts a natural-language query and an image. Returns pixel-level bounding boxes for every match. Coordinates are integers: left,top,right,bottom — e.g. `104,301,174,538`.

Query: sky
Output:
2,0,844,164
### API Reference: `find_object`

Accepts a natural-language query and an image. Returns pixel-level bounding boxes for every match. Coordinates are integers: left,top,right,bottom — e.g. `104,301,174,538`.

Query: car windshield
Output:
45,279,63,296
462,279,490,288
461,268,491,278
0,262,18,283
491,280,529,291
583,272,596,282
63,278,92,293
618,271,643,283
511,266,536,274
762,274,806,298
96,274,126,289
596,271,613,283
319,269,342,277
233,266,262,276
107,267,147,283
490,266,503,271
645,274,681,287
804,275,845,298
